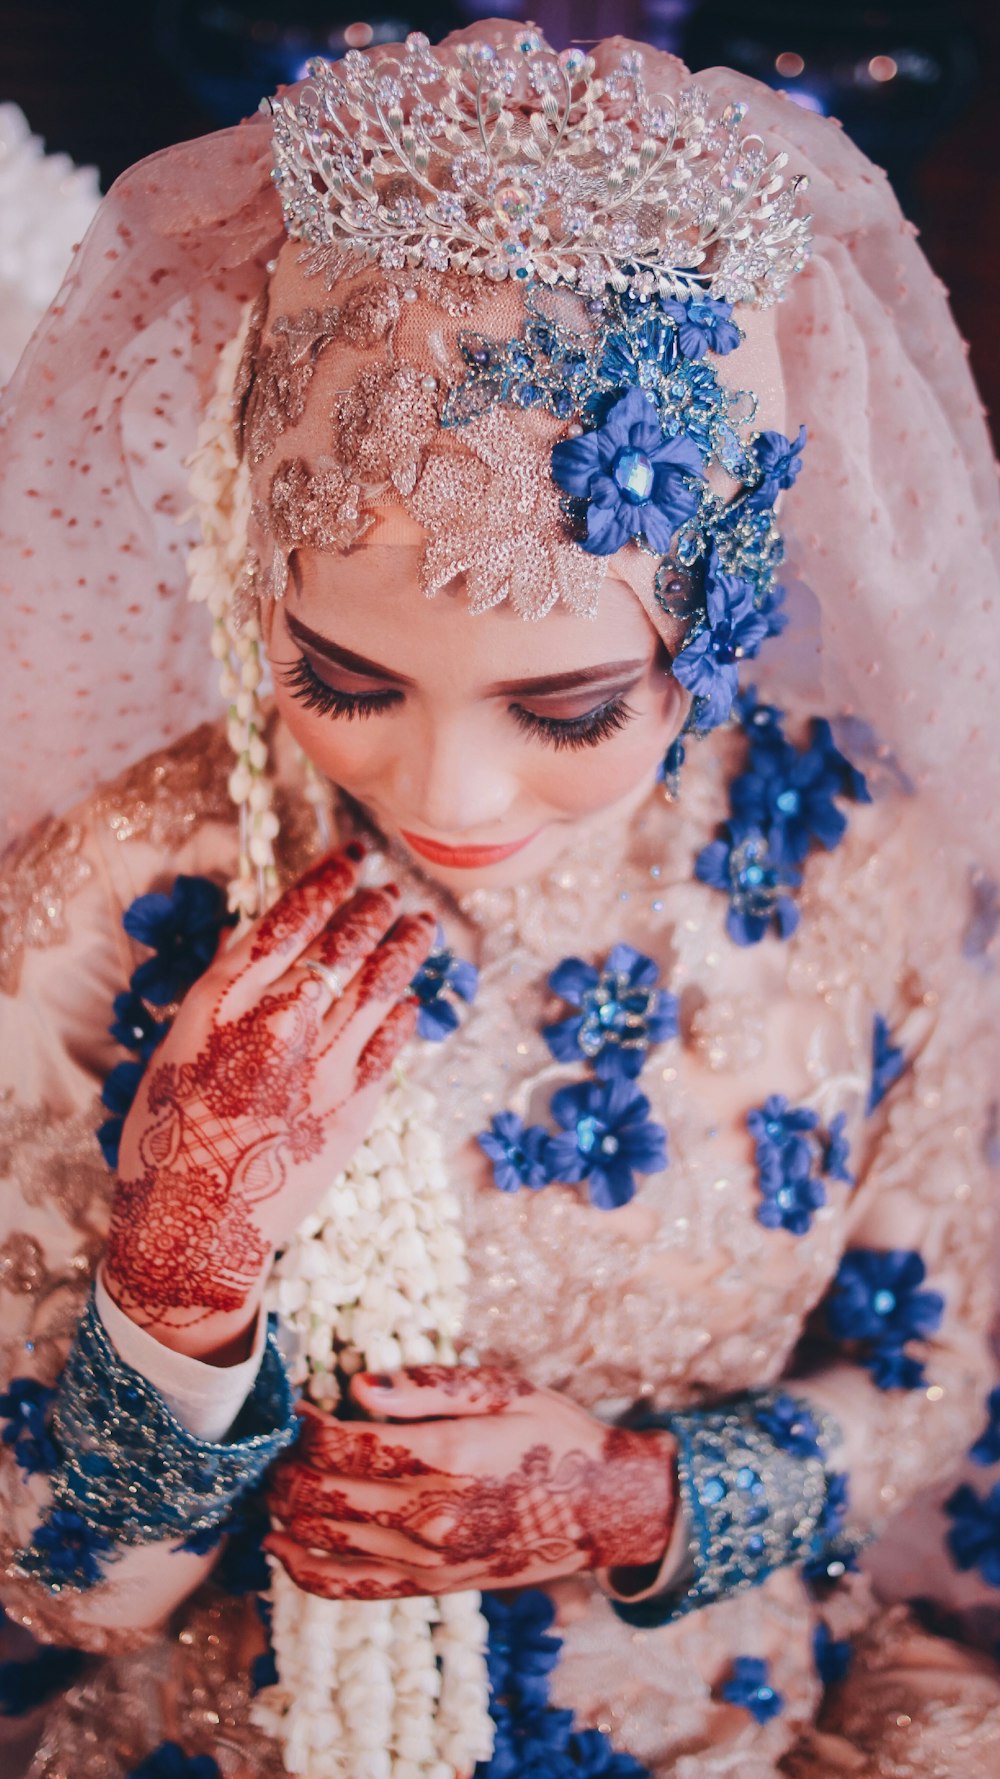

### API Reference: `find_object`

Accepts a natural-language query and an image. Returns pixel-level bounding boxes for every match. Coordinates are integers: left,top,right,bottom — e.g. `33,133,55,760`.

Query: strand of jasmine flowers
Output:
252,1073,494,1778
186,306,278,920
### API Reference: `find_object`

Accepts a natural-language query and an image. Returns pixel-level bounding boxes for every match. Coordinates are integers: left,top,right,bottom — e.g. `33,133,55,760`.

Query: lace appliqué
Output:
0,817,92,997
242,305,342,468
331,362,440,497
90,723,234,852
410,409,606,618
261,457,374,555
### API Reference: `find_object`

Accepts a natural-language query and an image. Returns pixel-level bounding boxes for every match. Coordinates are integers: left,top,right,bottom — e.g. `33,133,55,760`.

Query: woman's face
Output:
266,544,688,890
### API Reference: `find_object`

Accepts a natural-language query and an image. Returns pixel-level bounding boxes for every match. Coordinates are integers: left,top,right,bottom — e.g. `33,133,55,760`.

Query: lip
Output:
400,829,540,869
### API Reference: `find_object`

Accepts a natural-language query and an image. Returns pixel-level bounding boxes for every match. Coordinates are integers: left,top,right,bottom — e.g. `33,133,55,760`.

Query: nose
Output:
391,717,518,837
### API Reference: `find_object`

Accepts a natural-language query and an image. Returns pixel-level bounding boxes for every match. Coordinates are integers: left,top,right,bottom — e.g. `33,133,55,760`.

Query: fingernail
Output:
345,841,366,861
360,1373,393,1390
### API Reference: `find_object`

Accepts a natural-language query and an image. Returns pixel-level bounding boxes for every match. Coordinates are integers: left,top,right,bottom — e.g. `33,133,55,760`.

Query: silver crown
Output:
267,29,811,306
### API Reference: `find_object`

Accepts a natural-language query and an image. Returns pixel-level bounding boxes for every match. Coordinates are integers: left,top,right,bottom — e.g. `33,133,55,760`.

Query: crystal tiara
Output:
267,28,811,307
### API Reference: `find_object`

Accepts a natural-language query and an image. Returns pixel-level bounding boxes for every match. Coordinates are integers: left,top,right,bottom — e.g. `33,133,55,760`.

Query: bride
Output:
1,23,999,1778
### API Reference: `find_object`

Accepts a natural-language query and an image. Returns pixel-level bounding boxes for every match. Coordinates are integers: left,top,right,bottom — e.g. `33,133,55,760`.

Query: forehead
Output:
284,547,660,680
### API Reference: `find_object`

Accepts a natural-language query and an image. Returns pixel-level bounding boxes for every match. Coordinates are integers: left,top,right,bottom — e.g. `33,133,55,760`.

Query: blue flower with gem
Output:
28,1508,114,1588
695,823,800,946
825,1249,943,1391
127,1745,222,1779
945,1480,1000,1587
660,296,741,360
754,1393,824,1460
410,942,478,1041
0,1377,58,1477
729,733,848,867
867,1014,906,1113
544,1079,668,1211
551,385,704,556
543,944,678,1081
970,1386,1000,1467
814,1622,853,1685
123,875,233,1006
746,425,807,512
747,1095,825,1236
478,1112,556,1195
673,547,770,731
109,990,170,1062
720,1656,784,1724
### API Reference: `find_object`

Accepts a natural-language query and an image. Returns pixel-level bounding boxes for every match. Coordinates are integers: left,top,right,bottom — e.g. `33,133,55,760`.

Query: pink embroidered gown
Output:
1,709,999,1778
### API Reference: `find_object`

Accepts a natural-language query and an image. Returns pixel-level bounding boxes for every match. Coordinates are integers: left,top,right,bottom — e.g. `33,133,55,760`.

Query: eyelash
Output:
282,653,637,750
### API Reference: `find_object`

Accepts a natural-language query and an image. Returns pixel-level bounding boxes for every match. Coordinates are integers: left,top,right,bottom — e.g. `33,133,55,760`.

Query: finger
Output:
273,1511,446,1571
293,884,402,1012
267,1459,405,1525
264,1534,429,1600
352,997,419,1088
223,844,366,987
321,911,436,1057
351,1364,536,1420
294,1405,448,1479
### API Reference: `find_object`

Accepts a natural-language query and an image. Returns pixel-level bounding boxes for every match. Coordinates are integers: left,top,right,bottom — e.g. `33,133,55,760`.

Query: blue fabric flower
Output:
813,1622,853,1686
29,1509,114,1589
0,1645,84,1717
803,1471,859,1587
867,1014,906,1113
410,944,478,1042
729,735,848,867
96,1057,146,1171
720,1656,784,1723
970,1386,1000,1467
109,990,170,1062
543,944,678,1081
747,1095,826,1236
821,1113,854,1186
544,1080,668,1211
660,296,742,360
825,1249,944,1391
945,1480,1000,1587
551,386,704,556
123,875,232,1006
127,1745,222,1779
695,824,800,946
733,685,788,746
478,1112,555,1194
673,550,770,731
0,1377,57,1477
746,425,807,511
754,1393,824,1460
808,717,872,805
481,1590,562,1714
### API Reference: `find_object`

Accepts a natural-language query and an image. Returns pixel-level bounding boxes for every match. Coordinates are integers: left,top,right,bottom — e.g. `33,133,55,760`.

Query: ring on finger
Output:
302,959,349,1001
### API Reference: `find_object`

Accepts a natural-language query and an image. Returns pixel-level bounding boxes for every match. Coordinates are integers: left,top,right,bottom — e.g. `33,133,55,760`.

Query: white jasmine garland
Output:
252,1073,495,1778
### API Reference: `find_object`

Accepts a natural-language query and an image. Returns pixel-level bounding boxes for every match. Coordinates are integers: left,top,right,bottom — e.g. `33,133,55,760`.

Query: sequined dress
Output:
1,711,999,1779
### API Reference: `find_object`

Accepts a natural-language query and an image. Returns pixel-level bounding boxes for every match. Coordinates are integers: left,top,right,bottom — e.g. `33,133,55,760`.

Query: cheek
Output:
521,703,675,818
271,685,391,792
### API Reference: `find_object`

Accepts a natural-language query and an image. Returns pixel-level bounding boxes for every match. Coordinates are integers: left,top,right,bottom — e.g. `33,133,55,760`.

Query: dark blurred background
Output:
2,0,998,436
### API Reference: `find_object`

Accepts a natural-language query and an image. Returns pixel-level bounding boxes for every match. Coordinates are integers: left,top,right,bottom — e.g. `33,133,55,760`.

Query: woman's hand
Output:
264,1367,677,1600
103,846,436,1356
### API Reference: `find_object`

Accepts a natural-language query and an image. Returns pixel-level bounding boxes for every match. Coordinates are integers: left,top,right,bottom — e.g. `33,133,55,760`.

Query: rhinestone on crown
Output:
267,29,811,306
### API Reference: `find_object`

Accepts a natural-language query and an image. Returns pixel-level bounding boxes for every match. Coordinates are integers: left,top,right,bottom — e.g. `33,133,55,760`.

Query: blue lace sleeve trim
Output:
612,1389,851,1627
15,1290,297,1593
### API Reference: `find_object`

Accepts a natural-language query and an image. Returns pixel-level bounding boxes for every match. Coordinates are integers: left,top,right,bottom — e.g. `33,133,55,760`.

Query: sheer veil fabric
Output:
0,24,997,896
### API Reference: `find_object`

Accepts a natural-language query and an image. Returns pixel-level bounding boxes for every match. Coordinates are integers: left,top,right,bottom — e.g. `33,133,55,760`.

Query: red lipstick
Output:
400,829,539,869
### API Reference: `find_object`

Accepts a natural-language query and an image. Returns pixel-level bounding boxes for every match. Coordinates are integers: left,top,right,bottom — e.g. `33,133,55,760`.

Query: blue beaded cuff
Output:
17,1291,297,1592
613,1390,848,1628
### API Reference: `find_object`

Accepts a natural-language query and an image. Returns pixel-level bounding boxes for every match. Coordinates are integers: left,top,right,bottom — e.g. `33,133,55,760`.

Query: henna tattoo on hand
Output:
355,998,418,1089
373,1366,535,1410
249,851,357,963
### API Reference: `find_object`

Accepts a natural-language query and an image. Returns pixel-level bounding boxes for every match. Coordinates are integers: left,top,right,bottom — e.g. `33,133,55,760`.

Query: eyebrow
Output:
285,612,647,697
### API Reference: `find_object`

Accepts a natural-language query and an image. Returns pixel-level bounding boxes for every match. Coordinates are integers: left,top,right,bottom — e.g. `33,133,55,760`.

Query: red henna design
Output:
266,1538,423,1600
575,1429,676,1571
356,914,436,1001
390,1366,535,1409
267,1467,369,1526
313,886,401,974
298,1418,442,1480
355,999,418,1090
248,852,356,963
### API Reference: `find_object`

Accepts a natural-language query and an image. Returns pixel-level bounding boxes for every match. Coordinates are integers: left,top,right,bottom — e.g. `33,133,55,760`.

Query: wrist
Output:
586,1426,678,1572
100,1264,266,1366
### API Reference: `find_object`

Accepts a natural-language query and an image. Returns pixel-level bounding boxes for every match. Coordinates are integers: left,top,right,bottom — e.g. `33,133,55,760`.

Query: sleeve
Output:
0,805,294,1651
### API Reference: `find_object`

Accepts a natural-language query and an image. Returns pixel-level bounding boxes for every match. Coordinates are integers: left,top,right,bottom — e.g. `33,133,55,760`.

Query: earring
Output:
658,737,686,801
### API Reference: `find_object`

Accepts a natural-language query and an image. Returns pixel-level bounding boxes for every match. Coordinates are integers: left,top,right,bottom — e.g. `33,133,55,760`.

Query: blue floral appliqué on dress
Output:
123,875,234,1007
696,694,870,945
476,1590,650,1778
970,1385,1000,1466
945,1480,1000,1589
719,1656,784,1723
478,1112,556,1194
0,1378,58,1477
544,1080,668,1211
551,385,705,556
813,1621,853,1685
543,943,678,1081
410,941,479,1041
867,1013,906,1113
746,1096,853,1237
824,1249,944,1390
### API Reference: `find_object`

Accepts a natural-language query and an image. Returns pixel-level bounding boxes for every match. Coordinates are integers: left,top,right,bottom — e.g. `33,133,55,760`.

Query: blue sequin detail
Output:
543,943,678,1082
824,1248,944,1392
